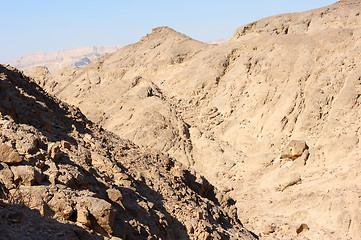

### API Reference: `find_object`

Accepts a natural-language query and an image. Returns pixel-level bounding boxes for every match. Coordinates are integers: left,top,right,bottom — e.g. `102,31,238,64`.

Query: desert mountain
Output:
29,0,361,239
0,65,256,239
8,45,122,73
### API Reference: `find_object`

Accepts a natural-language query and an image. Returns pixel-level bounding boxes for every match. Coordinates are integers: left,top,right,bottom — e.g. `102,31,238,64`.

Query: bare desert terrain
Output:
1,0,361,239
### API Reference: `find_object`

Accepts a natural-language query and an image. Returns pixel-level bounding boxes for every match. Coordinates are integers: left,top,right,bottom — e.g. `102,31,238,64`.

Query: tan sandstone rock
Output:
10,165,39,186
281,140,308,160
47,142,61,161
47,191,75,220
0,143,22,164
0,162,15,189
77,196,115,234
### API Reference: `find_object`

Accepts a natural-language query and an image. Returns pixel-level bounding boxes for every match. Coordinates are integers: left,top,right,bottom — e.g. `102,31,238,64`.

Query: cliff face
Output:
29,1,361,239
0,65,255,239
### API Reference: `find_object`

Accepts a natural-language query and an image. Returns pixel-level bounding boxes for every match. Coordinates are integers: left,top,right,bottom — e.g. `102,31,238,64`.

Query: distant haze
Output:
9,46,122,73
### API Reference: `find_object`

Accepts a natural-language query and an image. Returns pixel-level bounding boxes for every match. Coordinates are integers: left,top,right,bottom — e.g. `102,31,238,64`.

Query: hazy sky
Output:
1,0,337,62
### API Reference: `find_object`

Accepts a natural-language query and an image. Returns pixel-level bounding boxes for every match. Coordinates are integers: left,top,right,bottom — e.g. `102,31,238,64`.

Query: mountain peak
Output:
151,26,176,34
140,26,193,43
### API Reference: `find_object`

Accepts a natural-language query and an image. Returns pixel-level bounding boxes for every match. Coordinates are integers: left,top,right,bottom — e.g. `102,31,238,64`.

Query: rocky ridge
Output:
0,65,256,239
29,1,361,239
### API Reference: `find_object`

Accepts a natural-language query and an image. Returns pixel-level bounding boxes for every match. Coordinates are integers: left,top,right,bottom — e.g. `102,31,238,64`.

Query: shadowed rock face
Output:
0,65,256,239
28,1,361,239
0,200,102,240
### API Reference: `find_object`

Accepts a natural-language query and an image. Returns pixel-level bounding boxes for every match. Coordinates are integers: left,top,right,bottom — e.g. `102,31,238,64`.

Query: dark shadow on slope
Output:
250,231,260,239
0,65,92,145
118,174,190,240
182,169,220,205
0,65,190,239
0,133,191,239
0,199,103,240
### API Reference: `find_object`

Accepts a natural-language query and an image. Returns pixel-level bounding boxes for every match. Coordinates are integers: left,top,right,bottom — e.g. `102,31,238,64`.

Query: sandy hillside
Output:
0,65,256,239
30,0,361,239
8,45,122,73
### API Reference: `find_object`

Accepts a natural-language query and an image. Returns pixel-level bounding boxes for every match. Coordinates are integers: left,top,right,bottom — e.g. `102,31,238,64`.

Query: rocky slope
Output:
0,65,256,239
30,0,361,239
8,46,122,73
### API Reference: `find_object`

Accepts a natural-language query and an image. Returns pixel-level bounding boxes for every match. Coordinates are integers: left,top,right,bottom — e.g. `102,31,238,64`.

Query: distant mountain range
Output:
8,45,122,73
9,40,231,74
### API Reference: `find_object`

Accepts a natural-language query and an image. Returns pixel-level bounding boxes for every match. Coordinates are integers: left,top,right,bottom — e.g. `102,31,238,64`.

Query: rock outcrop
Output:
29,1,361,239
0,143,22,164
0,65,256,239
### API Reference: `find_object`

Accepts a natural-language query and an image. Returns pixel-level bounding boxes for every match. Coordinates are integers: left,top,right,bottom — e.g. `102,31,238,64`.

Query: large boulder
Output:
280,140,308,160
0,143,22,164
77,196,114,234
10,165,40,186
47,191,75,220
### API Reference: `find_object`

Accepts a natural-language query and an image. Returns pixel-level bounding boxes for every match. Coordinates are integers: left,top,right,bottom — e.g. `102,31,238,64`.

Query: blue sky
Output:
1,0,337,62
